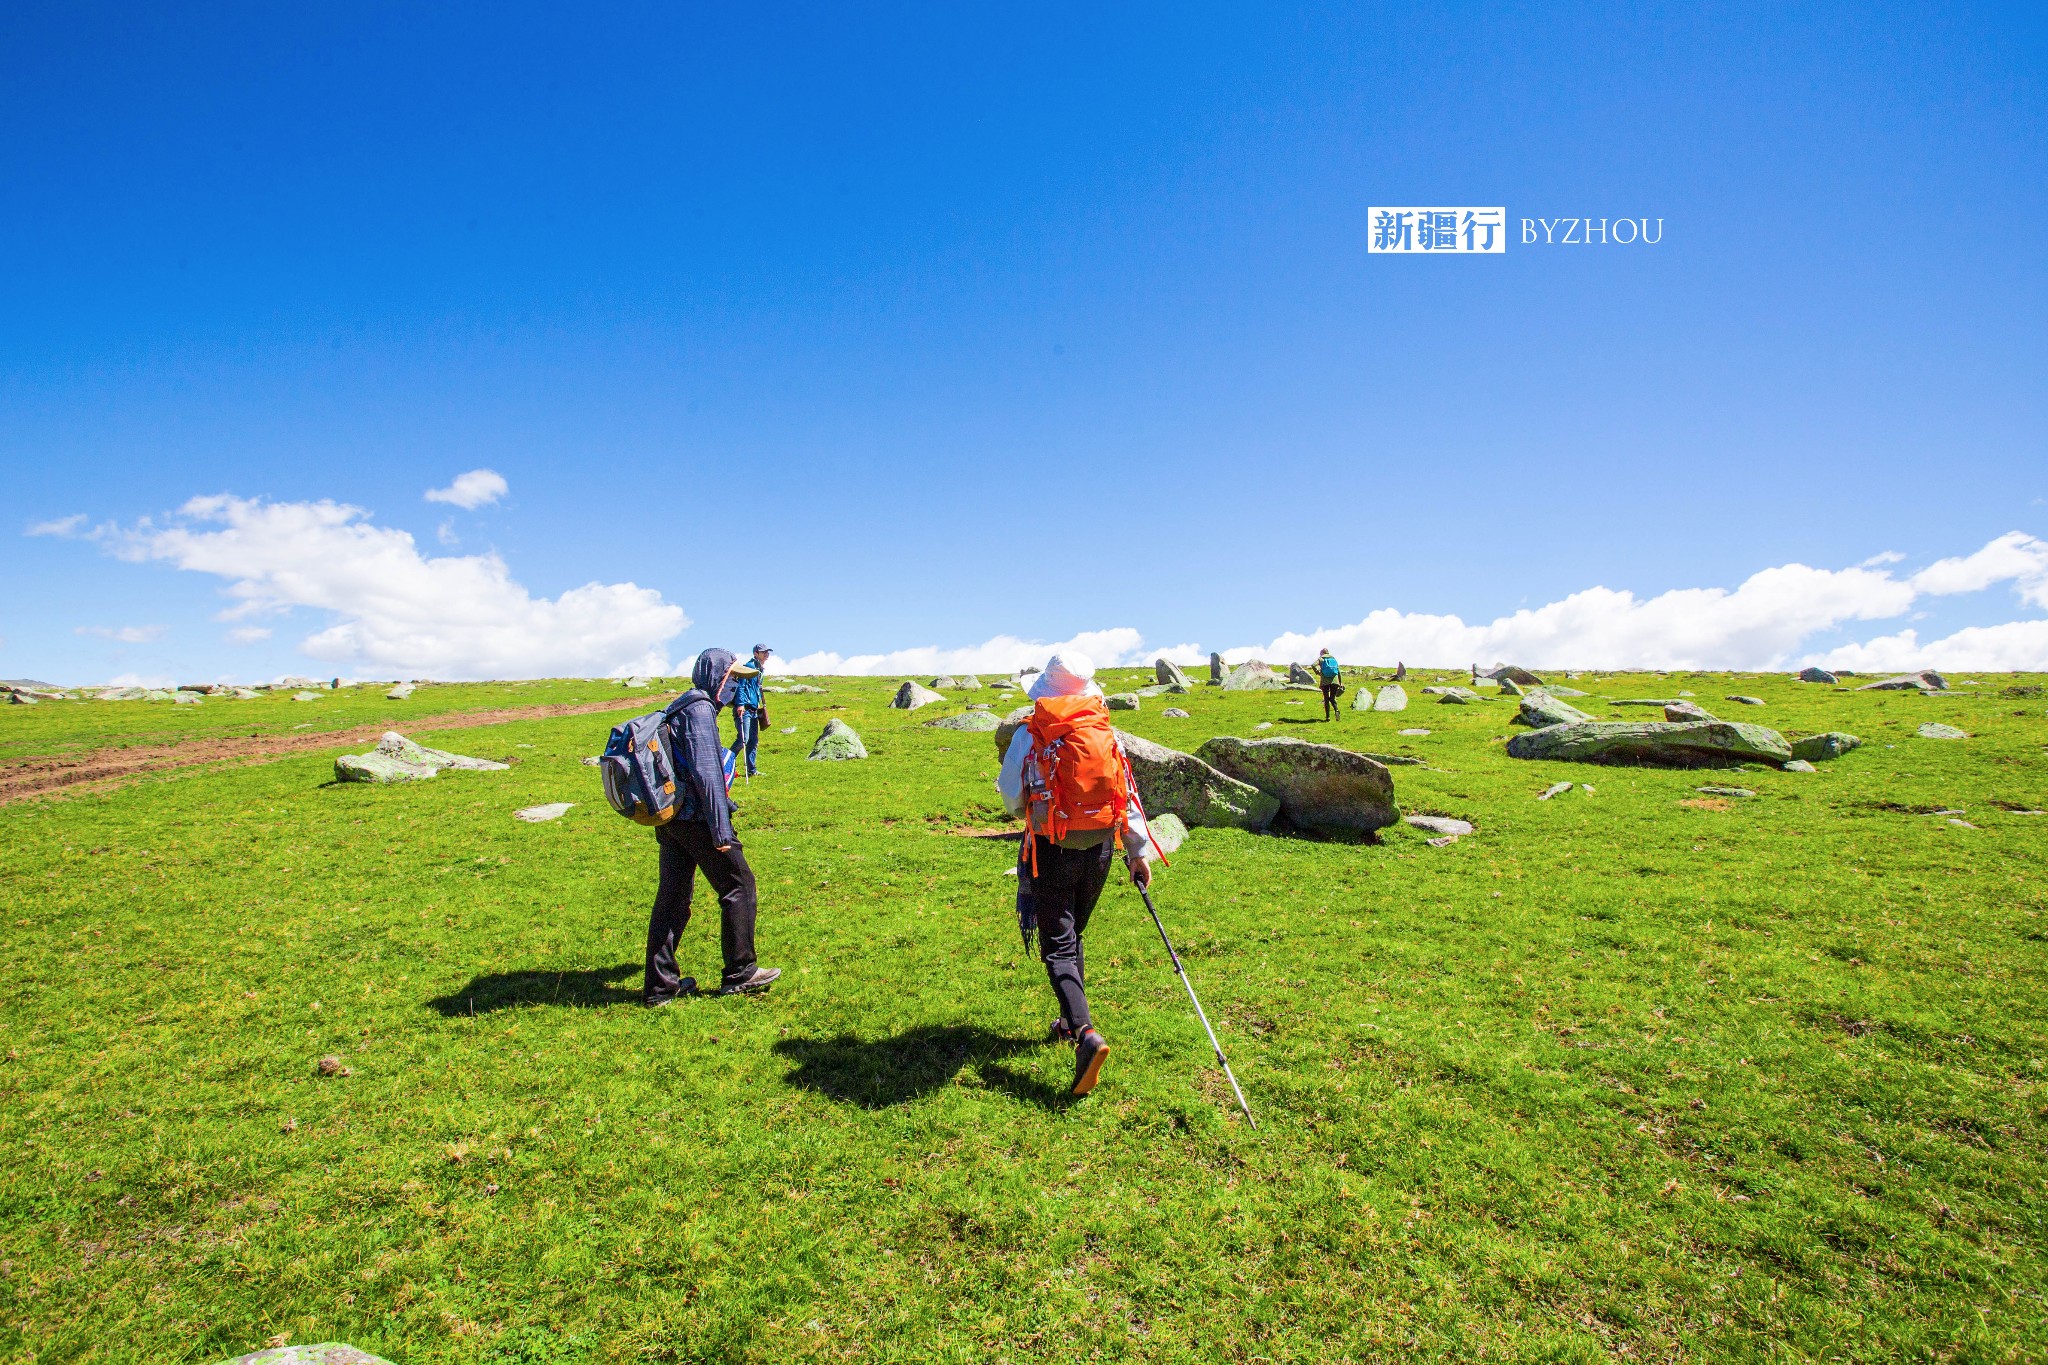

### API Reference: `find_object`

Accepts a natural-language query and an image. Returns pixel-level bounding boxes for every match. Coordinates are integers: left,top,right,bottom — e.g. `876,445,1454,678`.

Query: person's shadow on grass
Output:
427,962,641,1016
774,1024,1070,1111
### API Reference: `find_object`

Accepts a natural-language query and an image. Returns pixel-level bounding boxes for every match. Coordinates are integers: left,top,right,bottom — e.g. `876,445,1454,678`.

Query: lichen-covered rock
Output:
1515,693,1595,728
217,1344,397,1365
1504,719,1793,768
1287,662,1317,685
1497,678,1525,697
1221,660,1285,691
809,718,868,759
929,676,958,690
1725,695,1765,706
1782,760,1818,773
1146,812,1189,856
386,683,416,700
923,711,1001,731
1917,722,1968,740
782,683,828,694
892,681,945,710
1789,731,1862,761
1663,701,1718,723
1162,707,1190,718
1373,684,1409,712
1196,736,1398,834
1797,666,1838,684
96,686,149,700
1351,685,1376,710
514,803,575,823
335,751,436,783
1106,693,1141,711
293,691,323,702
1488,665,1544,686
993,705,1035,759
1860,671,1948,692
955,674,981,690
1544,685,1590,697
1405,814,1473,837
1209,652,1225,683
1155,658,1191,687
1118,731,1280,831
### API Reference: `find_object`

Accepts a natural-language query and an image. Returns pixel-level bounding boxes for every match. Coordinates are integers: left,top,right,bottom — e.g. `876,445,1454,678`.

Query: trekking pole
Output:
1134,875,1257,1130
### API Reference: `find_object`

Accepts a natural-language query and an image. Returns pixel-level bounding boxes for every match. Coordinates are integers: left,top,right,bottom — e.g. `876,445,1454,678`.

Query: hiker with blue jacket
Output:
724,643,772,779
1316,647,1343,720
643,647,781,1004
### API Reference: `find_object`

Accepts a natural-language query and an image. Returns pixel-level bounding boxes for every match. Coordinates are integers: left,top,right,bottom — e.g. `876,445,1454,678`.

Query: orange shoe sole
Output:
1071,1039,1110,1096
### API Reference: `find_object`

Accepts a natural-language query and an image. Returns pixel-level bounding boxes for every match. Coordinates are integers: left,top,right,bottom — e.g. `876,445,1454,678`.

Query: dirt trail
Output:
0,694,667,805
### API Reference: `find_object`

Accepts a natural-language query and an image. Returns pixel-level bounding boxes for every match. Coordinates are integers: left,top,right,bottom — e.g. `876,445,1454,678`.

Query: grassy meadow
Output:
2,668,2045,1363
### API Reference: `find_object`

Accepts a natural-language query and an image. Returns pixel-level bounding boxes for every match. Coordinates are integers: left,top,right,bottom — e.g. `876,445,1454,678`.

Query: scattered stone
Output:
96,686,149,700
1105,693,1142,711
1350,686,1376,710
1678,690,1696,697
1663,701,1718,723
1498,678,1525,697
1948,818,1978,829
955,674,982,690
929,675,958,690
1426,835,1460,848
1433,688,1483,705
1917,722,1969,740
1221,660,1285,691
992,706,1035,758
625,676,652,688
891,681,946,710
1789,731,1862,761
1196,736,1399,834
231,688,260,700
1372,684,1409,712
1287,662,1317,685
1610,698,1678,707
1537,781,1573,800
1404,814,1473,837
218,1346,395,1365
315,1056,348,1076
1725,695,1765,706
1782,760,1818,773
1162,707,1190,718
1155,658,1191,688
1505,720,1794,768
172,691,205,705
808,718,868,760
386,683,416,700
1488,665,1544,686
515,803,575,823
923,711,1002,731
1116,731,1280,831
1859,671,1948,692
335,732,511,783
1132,683,1175,697
293,691,323,702
1543,685,1590,698
779,726,797,734
1209,652,1225,684
1797,666,1838,684
1516,693,1595,728
967,703,992,711
7,692,37,705
1359,752,1425,766
1397,728,1430,736
1146,812,1189,856
1696,786,1755,798
582,756,602,765
783,684,828,694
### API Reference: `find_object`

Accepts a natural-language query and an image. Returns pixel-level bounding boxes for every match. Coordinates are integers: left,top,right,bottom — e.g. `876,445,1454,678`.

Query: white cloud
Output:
107,494,687,678
227,626,273,644
424,469,509,510
75,624,167,644
777,531,2048,674
436,519,460,547
1908,531,2048,608
26,513,86,537
107,671,176,688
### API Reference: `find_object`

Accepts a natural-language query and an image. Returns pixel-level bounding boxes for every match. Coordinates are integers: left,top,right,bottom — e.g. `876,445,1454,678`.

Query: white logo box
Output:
1368,207,1507,254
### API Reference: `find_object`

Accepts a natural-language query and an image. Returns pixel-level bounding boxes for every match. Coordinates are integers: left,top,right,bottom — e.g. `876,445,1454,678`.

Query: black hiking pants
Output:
1321,681,1342,719
644,818,758,1000
1029,835,1115,1034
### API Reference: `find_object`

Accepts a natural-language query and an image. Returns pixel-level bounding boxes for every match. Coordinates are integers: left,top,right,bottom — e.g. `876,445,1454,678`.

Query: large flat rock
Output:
1195,736,1398,834
1516,693,1594,728
1118,731,1279,831
1504,719,1793,768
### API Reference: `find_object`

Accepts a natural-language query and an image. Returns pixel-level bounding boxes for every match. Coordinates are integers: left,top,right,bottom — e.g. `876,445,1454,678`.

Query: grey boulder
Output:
1209,652,1225,683
1788,731,1862,761
1146,812,1189,856
1162,707,1190,718
335,732,510,783
1287,662,1317,685
955,674,982,690
1725,695,1765,706
1488,665,1544,686
1663,701,1718,723
386,683,416,700
1350,686,1376,710
1917,722,1968,740
892,681,946,710
1404,814,1473,837
923,711,1002,731
809,718,869,759
1196,736,1398,834
1117,731,1280,831
1106,693,1141,711
1516,693,1595,728
929,675,958,690
1797,667,1838,684
1155,658,1191,687
514,802,575,823
1505,719,1794,768
993,705,1035,758
1372,684,1409,712
1860,671,1948,692
1221,660,1285,691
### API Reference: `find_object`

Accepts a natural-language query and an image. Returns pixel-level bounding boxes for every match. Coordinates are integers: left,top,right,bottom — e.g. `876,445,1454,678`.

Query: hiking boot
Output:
719,966,781,996
645,977,696,1007
1071,1028,1110,1096
1047,1016,1075,1044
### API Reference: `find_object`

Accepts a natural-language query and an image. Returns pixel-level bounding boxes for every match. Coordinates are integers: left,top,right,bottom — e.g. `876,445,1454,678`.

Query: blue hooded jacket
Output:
662,648,738,845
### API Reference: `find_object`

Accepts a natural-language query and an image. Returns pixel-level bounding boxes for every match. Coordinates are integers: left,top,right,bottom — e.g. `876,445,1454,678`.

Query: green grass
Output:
2,669,2045,1363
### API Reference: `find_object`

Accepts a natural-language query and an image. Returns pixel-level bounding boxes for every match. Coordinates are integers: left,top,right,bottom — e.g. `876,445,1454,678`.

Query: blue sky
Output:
4,2,2044,681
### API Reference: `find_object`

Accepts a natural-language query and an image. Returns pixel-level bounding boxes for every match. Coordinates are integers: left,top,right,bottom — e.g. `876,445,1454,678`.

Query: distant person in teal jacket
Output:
725,644,772,777
1317,648,1343,720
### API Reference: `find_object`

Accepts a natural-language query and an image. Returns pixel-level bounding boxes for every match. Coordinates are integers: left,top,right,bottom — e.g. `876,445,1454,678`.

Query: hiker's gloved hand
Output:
1128,856,1153,888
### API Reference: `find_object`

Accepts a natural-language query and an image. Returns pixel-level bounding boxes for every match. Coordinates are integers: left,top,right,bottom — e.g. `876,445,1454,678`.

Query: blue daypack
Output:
599,700,737,826
1318,655,1341,681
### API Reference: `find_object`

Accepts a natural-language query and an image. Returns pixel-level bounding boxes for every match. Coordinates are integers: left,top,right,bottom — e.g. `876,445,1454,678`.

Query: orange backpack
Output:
1022,694,1131,870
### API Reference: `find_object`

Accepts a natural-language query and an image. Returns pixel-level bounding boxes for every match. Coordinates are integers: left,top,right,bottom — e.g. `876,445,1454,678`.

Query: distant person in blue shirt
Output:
1317,647,1343,720
725,643,772,777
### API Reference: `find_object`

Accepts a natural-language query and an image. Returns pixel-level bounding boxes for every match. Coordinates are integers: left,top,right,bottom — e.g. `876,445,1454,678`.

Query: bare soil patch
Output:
0,695,667,805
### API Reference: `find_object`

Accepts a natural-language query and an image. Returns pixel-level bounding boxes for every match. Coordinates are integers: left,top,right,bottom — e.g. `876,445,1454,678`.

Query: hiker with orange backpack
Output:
997,652,1158,1096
